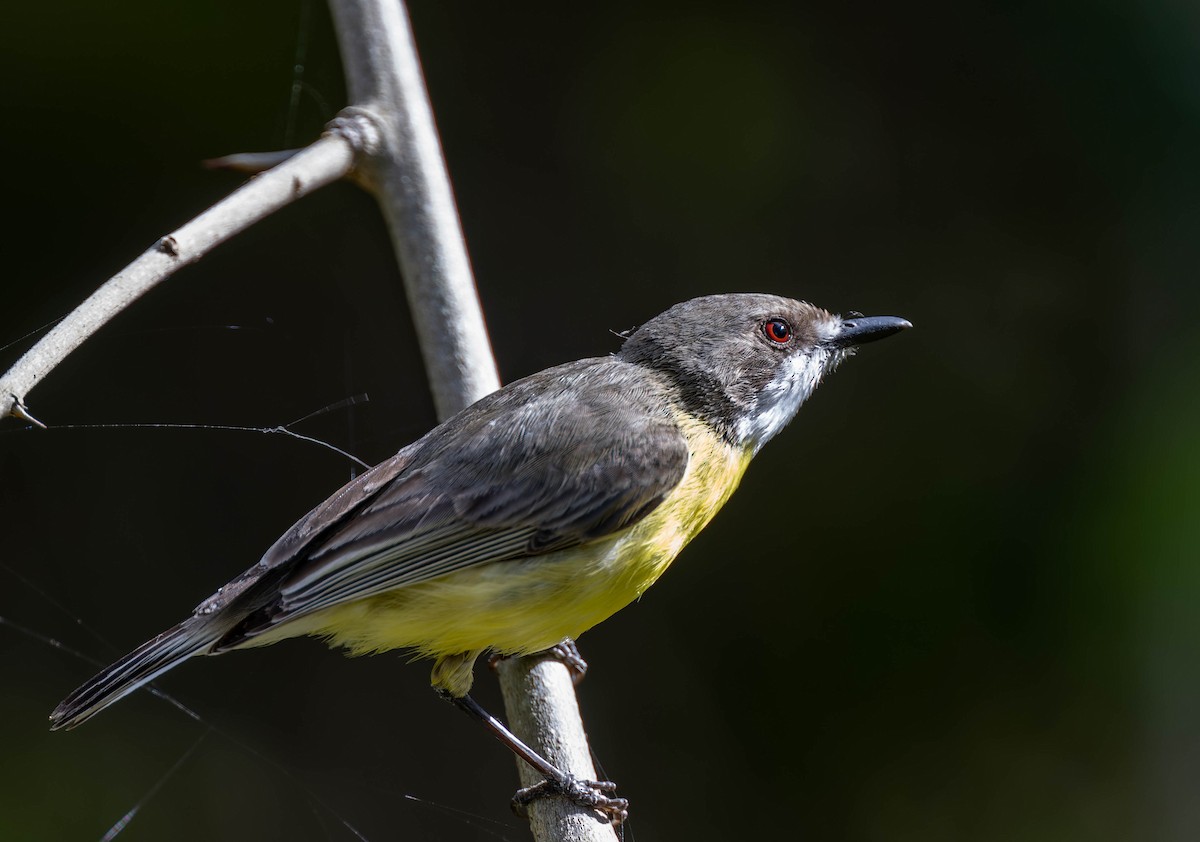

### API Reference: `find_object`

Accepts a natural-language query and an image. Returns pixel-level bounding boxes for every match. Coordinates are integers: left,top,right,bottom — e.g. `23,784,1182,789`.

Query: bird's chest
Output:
568,419,752,609
374,419,752,656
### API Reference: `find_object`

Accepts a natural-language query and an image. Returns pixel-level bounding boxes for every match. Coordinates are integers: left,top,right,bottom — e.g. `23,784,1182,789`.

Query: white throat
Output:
737,348,844,452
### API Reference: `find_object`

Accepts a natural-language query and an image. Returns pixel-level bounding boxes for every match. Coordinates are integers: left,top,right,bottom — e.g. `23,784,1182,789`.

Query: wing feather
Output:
215,359,689,647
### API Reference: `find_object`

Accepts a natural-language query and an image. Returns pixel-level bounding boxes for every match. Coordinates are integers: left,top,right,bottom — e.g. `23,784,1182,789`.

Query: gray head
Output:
618,293,910,451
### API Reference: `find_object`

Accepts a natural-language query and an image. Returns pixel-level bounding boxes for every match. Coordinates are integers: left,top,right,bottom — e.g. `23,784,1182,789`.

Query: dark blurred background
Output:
4,1,1200,839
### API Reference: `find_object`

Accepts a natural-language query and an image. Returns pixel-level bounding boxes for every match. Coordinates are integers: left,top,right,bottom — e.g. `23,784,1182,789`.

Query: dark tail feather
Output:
50,618,225,730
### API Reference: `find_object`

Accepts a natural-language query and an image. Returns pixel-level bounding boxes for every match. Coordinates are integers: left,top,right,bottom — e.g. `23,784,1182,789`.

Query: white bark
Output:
328,0,500,417
498,655,624,840
0,131,359,423
325,4,617,839
1,2,614,838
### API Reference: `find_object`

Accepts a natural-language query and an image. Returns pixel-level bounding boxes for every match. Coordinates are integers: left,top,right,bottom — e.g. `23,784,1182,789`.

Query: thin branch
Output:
325,2,617,839
0,125,368,423
498,656,624,839
203,150,302,174
328,0,500,418
1,0,614,836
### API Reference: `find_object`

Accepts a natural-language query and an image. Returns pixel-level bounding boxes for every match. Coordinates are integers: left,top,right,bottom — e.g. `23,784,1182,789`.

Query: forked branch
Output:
0,124,364,424
2,1,611,838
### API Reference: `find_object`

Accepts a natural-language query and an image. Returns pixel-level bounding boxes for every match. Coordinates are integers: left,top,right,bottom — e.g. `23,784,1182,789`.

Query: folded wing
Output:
218,358,689,646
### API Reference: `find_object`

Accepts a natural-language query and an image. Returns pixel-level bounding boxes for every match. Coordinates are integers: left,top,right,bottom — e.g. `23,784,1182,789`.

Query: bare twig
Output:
203,150,303,174
329,0,500,419
499,655,624,839
0,126,367,423
325,3,617,839
2,0,613,836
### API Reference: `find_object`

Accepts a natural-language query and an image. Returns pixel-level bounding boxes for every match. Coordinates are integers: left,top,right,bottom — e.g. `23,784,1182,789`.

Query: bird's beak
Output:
829,315,912,349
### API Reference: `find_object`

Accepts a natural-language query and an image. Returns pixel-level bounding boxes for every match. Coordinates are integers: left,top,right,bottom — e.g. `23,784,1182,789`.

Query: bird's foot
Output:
487,638,588,685
548,638,588,685
443,690,626,825
513,773,629,826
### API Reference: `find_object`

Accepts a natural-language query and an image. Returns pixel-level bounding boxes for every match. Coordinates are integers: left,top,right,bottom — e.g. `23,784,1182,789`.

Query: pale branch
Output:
203,149,302,174
325,2,619,839
2,0,615,835
328,0,501,419
0,125,367,424
498,655,625,839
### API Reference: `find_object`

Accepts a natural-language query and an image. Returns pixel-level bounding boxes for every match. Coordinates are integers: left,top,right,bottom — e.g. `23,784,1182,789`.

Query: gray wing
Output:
213,358,689,646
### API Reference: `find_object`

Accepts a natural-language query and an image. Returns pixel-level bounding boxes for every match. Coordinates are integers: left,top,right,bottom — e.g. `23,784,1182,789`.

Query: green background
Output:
4,1,1200,839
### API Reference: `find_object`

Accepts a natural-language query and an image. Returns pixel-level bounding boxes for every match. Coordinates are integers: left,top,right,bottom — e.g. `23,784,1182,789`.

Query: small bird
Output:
51,293,909,821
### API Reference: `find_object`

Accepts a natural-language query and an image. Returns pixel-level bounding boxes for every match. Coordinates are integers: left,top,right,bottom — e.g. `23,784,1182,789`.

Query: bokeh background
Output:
4,1,1200,839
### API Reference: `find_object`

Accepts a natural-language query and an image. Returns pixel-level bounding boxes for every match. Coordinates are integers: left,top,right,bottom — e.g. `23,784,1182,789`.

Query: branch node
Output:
326,106,384,158
9,396,46,428
157,235,181,257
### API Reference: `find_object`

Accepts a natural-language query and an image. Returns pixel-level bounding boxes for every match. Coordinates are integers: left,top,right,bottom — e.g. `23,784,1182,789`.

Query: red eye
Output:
763,318,792,344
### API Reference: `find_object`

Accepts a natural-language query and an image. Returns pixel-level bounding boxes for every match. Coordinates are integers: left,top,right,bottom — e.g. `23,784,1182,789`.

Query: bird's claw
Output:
548,639,588,685
512,774,629,825
487,638,589,685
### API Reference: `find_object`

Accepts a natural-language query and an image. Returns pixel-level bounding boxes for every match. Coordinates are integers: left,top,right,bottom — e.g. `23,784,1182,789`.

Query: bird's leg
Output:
489,638,589,685
439,690,629,825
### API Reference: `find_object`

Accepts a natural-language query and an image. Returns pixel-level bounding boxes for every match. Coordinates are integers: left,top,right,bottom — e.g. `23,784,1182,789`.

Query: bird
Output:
50,292,910,822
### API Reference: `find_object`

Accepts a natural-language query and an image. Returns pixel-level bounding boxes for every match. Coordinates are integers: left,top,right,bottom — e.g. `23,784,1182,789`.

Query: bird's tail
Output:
50,618,226,730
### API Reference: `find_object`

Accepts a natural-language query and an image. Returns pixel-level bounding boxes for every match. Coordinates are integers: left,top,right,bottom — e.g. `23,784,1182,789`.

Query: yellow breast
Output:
302,415,752,674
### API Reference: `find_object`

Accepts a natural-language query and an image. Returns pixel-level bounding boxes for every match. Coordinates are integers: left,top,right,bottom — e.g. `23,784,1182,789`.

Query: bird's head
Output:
617,293,911,452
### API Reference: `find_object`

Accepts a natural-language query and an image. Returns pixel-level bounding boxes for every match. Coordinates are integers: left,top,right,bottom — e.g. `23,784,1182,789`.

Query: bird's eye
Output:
763,318,792,344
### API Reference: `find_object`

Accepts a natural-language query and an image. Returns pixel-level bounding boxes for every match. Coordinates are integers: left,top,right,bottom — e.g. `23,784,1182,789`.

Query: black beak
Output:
829,315,912,349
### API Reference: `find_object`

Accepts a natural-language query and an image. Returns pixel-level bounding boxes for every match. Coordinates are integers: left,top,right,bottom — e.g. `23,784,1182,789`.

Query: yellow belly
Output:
299,417,751,692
